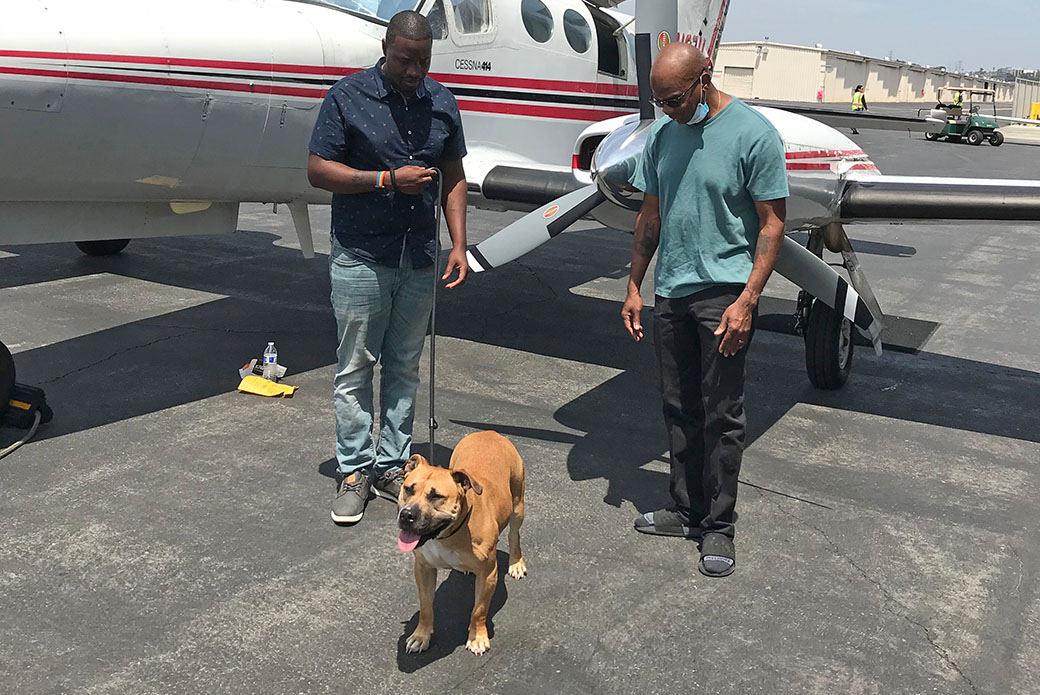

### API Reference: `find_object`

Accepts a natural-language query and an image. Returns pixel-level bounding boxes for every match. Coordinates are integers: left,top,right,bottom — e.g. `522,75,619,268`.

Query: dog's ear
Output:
451,470,483,495
404,454,427,473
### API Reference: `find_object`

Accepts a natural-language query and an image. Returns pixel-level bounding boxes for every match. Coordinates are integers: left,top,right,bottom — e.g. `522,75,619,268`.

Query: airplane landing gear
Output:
801,294,853,389
793,224,885,390
75,239,130,256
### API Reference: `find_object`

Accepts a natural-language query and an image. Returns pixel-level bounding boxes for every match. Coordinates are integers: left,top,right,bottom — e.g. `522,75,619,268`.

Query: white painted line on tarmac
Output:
0,274,227,353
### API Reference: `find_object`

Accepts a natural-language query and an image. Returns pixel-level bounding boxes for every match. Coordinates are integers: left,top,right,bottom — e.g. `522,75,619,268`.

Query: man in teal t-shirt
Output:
622,43,788,578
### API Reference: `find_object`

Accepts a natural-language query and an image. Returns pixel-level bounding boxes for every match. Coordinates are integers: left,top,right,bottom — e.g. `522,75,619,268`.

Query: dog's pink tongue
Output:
398,530,421,553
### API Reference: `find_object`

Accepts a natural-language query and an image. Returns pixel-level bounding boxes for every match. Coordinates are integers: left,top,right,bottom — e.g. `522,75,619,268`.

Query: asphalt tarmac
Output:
2,116,1038,694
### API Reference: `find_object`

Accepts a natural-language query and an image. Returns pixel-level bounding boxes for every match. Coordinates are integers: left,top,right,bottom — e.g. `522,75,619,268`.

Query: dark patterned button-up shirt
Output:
309,58,466,268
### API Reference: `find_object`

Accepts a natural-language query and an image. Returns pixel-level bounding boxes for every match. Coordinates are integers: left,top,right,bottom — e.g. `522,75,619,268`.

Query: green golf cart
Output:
920,87,1004,146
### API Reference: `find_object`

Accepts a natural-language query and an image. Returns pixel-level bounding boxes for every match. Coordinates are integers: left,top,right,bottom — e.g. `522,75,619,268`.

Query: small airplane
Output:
0,0,658,257
461,1,1040,388
2,0,1040,395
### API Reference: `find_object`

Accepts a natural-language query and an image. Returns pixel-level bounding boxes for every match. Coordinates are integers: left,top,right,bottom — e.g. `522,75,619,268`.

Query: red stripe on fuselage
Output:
0,49,353,77
0,50,635,96
787,162,878,170
0,66,635,121
456,99,632,122
0,66,327,99
785,149,866,160
430,71,637,96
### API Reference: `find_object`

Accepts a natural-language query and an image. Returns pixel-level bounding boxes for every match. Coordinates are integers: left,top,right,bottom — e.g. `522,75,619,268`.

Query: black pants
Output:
653,285,755,539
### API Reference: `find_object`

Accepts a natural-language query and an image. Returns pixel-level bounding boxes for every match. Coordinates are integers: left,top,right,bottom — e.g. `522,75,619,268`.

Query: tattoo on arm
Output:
351,171,363,186
754,235,773,260
635,218,660,258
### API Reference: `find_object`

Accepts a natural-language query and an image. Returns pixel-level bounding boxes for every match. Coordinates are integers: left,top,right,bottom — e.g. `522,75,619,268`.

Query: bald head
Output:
649,44,718,123
652,43,708,85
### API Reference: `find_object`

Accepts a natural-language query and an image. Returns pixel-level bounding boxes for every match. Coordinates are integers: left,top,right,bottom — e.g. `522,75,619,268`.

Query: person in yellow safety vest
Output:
852,84,868,111
850,84,867,134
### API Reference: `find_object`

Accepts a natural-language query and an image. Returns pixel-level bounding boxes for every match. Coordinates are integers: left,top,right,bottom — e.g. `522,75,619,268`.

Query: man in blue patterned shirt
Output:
308,11,468,526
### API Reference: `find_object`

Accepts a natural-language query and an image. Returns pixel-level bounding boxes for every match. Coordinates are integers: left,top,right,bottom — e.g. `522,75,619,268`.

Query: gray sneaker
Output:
372,466,406,502
331,471,372,524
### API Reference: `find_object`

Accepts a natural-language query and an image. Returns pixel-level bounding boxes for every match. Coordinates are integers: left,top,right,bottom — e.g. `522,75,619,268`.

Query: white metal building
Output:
715,41,1014,103
1012,78,1040,118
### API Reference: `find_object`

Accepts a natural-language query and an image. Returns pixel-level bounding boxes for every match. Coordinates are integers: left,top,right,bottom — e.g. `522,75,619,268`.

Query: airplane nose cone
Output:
588,116,654,230
591,115,650,188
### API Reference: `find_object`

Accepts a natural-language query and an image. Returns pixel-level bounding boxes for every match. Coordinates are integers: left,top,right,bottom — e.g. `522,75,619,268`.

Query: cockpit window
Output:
294,0,422,24
451,0,491,34
426,0,448,39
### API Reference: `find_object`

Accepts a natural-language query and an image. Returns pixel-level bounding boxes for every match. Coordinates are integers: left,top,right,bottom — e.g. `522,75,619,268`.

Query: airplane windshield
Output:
293,0,422,23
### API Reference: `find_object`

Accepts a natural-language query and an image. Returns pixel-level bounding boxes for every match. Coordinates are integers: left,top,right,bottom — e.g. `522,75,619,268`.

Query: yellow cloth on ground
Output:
238,375,299,397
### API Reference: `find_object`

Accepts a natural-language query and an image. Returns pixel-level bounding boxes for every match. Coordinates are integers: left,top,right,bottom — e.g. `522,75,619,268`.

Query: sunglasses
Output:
648,72,707,108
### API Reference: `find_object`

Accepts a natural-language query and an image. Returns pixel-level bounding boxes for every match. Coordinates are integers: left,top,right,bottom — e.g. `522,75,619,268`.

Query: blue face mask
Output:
684,77,710,125
685,100,709,125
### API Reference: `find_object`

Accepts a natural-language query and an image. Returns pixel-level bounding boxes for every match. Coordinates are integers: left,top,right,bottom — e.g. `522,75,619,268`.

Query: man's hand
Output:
442,247,469,288
714,294,755,356
394,166,437,195
622,290,644,342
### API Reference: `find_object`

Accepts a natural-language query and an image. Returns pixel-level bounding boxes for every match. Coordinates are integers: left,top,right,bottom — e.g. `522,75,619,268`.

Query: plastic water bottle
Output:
262,342,278,381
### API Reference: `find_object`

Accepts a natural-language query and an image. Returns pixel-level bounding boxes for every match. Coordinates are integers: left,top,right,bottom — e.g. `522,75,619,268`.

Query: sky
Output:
616,1,1039,71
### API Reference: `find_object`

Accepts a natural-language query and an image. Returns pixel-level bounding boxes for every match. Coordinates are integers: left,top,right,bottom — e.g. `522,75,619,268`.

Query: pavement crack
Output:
37,330,197,385
763,492,979,695
448,649,499,691
1006,542,1024,596
472,261,560,342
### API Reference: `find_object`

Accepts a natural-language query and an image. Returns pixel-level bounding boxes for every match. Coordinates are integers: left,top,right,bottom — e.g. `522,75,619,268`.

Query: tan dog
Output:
397,431,526,655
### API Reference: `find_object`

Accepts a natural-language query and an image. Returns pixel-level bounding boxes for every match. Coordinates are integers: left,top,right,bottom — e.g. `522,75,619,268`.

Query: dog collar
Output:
438,506,472,540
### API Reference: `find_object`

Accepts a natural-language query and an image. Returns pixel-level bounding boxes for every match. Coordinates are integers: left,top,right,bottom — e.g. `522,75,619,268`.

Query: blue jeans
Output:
329,239,434,477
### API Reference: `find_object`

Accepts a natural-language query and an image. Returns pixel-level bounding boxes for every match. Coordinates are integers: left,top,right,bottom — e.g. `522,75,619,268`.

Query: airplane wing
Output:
751,103,945,134
994,115,1040,126
837,173,1040,221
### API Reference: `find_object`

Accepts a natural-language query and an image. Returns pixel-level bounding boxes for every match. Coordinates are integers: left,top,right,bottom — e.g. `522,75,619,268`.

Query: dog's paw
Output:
507,558,527,579
405,629,432,653
465,634,491,655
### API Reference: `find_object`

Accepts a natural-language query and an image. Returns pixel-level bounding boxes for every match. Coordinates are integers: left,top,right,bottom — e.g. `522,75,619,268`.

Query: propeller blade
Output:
466,184,605,272
773,235,884,355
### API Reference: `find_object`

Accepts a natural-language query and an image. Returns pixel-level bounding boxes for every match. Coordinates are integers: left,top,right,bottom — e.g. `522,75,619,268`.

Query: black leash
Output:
429,168,443,464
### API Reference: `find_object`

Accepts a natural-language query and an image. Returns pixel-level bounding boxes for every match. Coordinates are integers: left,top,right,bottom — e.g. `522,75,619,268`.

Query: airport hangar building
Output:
714,40,1014,104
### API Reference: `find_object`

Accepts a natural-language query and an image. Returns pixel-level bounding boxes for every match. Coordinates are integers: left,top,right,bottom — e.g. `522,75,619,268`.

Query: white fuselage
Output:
0,0,637,209
0,0,881,245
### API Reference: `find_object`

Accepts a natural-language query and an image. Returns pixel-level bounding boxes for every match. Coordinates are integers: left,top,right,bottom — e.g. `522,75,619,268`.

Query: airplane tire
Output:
804,299,853,390
0,339,14,422
990,131,1004,147
966,129,984,146
75,239,130,256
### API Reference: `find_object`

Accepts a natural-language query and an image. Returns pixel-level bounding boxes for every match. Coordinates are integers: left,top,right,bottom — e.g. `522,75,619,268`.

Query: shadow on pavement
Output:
395,549,512,672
